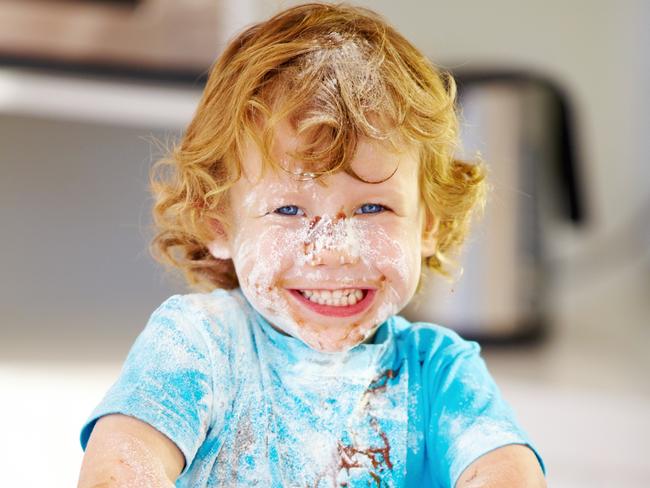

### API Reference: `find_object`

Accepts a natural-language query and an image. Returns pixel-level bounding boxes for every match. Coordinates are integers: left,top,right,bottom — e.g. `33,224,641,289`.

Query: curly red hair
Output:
150,2,486,291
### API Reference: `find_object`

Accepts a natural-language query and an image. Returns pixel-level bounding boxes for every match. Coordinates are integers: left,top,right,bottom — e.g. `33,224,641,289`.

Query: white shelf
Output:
0,67,201,129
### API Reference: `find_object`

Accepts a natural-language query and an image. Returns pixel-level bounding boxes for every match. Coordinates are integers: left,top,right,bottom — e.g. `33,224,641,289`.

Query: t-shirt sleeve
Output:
425,335,545,487
79,295,216,475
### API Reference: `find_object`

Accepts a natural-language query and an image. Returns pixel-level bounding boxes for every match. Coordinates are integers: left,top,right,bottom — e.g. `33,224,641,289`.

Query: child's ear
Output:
420,211,439,258
206,218,231,260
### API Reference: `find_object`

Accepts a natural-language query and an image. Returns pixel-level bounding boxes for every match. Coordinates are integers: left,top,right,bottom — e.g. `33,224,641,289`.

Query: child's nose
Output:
303,216,361,267
307,245,360,267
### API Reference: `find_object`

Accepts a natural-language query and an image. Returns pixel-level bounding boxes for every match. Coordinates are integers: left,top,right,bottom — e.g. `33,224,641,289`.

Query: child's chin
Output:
298,324,376,353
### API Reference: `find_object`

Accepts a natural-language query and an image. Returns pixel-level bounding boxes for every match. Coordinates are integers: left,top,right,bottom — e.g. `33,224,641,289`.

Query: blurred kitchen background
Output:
1,0,648,486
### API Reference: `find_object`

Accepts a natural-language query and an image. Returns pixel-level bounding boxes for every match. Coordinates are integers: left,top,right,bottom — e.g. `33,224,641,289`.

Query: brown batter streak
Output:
332,366,400,486
367,367,400,394
308,215,322,230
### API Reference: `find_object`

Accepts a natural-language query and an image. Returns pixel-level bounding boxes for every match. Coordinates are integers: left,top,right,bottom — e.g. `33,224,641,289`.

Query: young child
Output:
78,3,545,487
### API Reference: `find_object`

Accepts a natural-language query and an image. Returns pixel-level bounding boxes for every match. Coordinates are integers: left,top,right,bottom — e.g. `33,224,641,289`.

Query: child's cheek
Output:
231,224,297,319
360,222,421,312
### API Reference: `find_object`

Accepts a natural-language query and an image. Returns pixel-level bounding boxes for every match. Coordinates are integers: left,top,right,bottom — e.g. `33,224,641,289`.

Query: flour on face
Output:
208,125,427,352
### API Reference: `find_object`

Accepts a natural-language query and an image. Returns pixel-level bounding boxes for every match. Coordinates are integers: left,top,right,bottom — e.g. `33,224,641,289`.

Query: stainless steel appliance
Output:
403,72,583,342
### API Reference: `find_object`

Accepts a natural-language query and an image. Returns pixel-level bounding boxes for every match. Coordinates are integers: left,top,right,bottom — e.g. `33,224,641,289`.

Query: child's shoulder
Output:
154,288,247,320
389,314,481,362
148,288,252,343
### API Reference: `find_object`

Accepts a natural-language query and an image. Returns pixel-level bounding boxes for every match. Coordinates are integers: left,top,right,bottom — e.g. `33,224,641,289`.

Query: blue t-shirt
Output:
80,288,543,487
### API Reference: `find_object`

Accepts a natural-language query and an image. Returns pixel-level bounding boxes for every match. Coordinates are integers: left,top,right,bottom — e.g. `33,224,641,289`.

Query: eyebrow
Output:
354,184,406,201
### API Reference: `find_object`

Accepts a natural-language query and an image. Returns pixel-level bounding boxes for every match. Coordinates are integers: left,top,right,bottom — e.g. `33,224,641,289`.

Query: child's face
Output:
210,123,436,352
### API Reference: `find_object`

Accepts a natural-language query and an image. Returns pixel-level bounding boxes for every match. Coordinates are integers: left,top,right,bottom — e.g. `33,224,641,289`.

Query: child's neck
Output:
269,323,378,347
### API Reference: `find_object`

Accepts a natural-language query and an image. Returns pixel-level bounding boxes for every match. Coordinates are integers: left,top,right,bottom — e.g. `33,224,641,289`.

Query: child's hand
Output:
456,444,546,488
77,413,184,488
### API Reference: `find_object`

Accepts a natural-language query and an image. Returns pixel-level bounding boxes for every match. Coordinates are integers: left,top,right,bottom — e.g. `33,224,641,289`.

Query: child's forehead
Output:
239,124,418,186
232,147,421,219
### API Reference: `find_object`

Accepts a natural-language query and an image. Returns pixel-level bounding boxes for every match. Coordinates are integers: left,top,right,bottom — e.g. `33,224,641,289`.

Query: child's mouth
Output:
288,288,375,317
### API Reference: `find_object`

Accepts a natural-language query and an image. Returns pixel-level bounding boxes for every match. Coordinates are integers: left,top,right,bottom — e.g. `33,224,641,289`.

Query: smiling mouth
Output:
288,288,376,317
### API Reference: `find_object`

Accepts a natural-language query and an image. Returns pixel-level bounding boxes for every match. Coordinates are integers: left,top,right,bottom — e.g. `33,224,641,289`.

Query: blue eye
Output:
274,205,304,216
355,203,387,215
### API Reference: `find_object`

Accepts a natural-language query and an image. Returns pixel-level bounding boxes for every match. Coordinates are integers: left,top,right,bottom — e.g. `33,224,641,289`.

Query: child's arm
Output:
77,413,184,488
455,444,546,488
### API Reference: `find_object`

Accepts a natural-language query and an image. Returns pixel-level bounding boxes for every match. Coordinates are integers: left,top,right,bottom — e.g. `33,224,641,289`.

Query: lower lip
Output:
288,289,376,317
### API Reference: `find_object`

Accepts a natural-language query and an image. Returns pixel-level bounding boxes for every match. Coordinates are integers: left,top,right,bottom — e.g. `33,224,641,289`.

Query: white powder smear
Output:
228,208,419,352
295,213,362,266
98,430,174,487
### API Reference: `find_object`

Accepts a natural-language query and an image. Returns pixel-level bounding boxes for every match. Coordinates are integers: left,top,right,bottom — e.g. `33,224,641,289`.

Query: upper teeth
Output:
300,289,364,306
